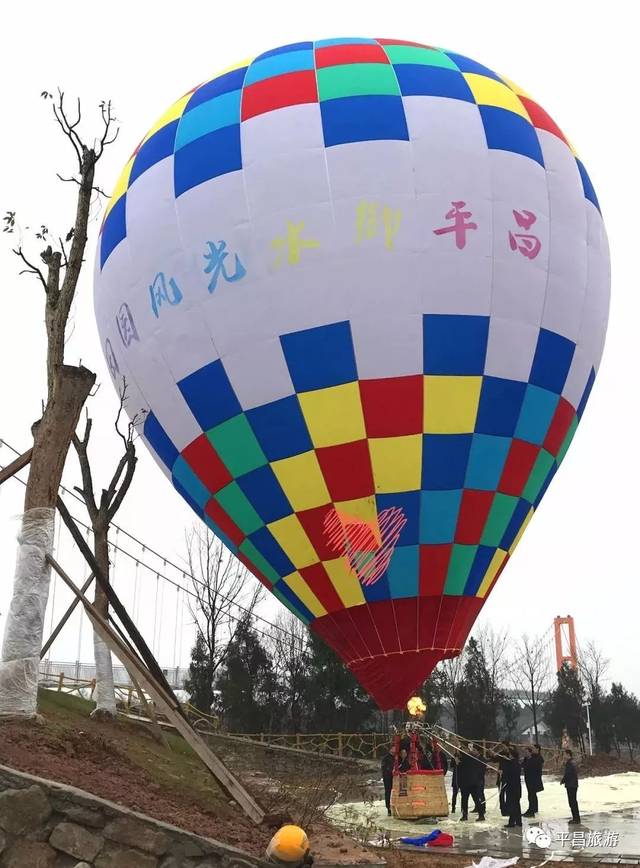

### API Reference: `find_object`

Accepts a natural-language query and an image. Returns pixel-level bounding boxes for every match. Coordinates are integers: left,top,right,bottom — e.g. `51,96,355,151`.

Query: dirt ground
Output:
0,690,378,863
579,752,639,777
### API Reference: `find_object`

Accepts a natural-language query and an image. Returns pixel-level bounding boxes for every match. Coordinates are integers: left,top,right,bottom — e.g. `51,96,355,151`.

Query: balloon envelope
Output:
95,39,609,709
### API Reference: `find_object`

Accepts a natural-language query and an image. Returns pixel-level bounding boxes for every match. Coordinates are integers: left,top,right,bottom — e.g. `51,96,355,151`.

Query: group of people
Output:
381,739,582,828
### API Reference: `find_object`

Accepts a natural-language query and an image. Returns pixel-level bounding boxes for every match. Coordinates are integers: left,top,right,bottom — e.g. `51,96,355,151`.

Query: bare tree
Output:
184,526,263,714
71,384,141,719
578,639,610,750
269,613,309,733
437,655,465,732
510,634,551,742
578,639,609,702
0,92,118,717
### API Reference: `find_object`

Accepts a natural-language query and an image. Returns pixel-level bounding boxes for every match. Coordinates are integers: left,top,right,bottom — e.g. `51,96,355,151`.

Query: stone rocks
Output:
63,806,106,829
95,845,158,868
104,816,170,855
0,785,51,835
0,763,270,868
2,839,56,868
49,821,104,861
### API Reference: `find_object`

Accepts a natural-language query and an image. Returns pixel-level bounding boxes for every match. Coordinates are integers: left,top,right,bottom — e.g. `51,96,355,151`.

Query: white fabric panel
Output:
351,312,423,379
490,254,548,325
403,96,487,154
562,344,593,411
126,333,201,451
422,249,493,316
175,170,251,249
223,338,294,410
243,149,331,219
484,316,539,382
241,103,325,166
156,305,219,383
488,149,550,328
126,157,183,281
538,130,588,341
325,140,415,200
579,203,610,372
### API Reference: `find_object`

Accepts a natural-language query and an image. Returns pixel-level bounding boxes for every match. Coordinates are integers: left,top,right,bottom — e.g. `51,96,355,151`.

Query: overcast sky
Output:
1,1,637,696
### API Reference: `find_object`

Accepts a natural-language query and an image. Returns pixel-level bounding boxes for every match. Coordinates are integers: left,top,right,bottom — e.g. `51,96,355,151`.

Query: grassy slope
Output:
33,689,231,815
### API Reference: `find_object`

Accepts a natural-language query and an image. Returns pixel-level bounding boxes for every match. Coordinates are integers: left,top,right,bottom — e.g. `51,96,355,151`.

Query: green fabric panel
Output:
317,63,400,100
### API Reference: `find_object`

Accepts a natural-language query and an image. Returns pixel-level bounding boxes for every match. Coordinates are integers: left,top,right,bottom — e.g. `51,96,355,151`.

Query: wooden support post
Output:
46,554,265,825
0,447,33,486
40,573,95,659
58,672,64,692
90,678,96,699
338,732,343,756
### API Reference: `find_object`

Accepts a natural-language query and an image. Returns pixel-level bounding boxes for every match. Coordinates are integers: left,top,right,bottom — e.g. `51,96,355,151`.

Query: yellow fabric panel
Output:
423,376,482,434
268,514,318,568
369,434,422,493
509,506,534,554
104,158,134,219
499,74,532,99
271,451,330,512
298,382,366,447
464,73,530,120
332,495,381,545
141,93,192,146
281,571,326,618
324,557,366,607
477,548,508,598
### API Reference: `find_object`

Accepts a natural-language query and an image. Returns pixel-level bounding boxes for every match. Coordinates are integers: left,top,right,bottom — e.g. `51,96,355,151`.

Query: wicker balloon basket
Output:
391,769,449,819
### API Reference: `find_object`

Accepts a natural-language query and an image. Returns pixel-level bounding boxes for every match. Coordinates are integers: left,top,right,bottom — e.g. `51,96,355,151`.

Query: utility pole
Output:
583,702,593,756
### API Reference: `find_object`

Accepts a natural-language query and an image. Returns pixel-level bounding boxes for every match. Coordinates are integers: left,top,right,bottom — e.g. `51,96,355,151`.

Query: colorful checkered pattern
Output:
95,38,609,709
142,316,589,706
100,39,599,268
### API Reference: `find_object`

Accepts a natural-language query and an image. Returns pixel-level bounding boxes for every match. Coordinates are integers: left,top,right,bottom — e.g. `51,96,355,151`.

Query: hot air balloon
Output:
95,38,609,710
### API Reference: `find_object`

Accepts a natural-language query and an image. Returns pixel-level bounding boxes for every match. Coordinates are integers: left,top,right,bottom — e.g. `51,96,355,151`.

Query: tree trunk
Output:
91,527,117,719
0,364,95,718
24,365,96,510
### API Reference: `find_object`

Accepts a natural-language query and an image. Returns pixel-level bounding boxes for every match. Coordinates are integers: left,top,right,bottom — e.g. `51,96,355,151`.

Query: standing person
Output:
473,744,487,818
458,744,485,822
523,745,544,818
451,751,460,813
560,749,581,824
398,748,411,772
502,746,523,829
381,746,395,817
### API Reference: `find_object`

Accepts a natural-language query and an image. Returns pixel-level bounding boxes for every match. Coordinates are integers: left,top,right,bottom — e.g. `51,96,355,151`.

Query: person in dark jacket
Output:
560,749,580,824
523,745,544,817
398,748,411,773
502,747,522,828
381,747,395,816
458,744,485,821
493,742,511,817
451,751,460,812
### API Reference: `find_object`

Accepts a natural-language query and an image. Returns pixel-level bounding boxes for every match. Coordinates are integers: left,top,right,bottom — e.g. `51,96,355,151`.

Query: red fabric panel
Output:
498,439,539,496
315,44,389,68
419,544,452,596
241,70,318,121
544,397,575,456
455,490,495,544
296,504,338,561
182,434,232,493
204,498,244,546
316,439,375,501
299,563,344,614
519,96,569,145
359,375,423,437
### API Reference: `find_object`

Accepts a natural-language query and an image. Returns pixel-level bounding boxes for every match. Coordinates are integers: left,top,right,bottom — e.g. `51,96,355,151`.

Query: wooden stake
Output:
0,447,33,486
40,573,95,659
46,554,265,825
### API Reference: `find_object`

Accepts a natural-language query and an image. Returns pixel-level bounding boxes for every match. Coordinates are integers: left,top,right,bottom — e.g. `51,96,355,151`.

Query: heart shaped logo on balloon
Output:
324,506,407,587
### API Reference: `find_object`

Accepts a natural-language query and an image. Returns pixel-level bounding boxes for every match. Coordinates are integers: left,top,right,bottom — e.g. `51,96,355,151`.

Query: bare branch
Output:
71,417,98,521
12,246,47,291
56,173,80,186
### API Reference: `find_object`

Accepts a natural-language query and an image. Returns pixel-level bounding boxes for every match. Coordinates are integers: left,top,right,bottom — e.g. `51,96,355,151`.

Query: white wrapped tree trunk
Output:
0,507,55,718
92,631,117,717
